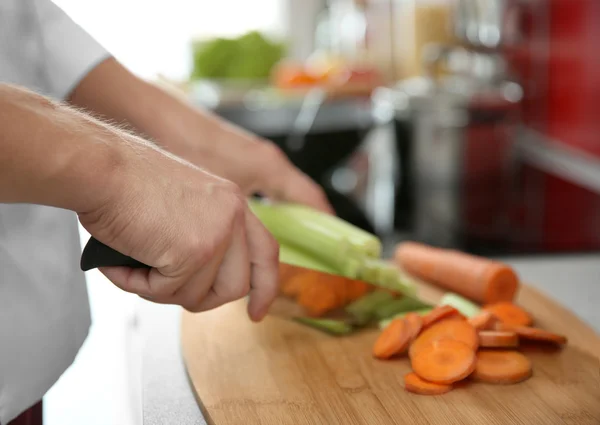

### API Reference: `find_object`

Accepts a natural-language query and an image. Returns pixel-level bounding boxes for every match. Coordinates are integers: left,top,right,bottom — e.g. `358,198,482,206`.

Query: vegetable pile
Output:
376,301,567,395
250,200,568,396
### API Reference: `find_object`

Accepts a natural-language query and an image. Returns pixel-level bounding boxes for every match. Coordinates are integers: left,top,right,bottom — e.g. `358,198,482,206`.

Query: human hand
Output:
78,136,280,321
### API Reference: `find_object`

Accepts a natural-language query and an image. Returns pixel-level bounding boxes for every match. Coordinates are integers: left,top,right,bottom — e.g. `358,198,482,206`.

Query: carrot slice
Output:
472,350,532,384
478,330,519,348
404,312,424,341
422,305,460,328
468,311,496,330
483,302,533,327
373,318,411,359
394,241,519,304
410,318,478,359
404,372,453,395
411,339,477,384
495,322,567,345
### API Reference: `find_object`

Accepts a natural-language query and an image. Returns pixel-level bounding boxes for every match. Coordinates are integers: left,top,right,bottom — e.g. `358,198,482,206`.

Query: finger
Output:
186,212,250,312
99,266,154,297
278,169,334,214
243,208,280,321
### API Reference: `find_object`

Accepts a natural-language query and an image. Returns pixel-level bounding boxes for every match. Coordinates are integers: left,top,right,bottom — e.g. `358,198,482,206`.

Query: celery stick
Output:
293,317,354,335
250,200,356,275
345,290,395,325
279,244,340,276
378,308,433,329
439,293,481,318
267,202,382,258
358,259,416,296
373,296,433,320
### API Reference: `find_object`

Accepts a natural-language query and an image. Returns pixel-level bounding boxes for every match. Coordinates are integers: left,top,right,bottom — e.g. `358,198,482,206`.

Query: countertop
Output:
140,253,600,425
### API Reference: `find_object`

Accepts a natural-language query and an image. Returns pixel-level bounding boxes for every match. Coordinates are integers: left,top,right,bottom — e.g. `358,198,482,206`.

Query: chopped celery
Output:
373,296,433,320
293,317,354,335
279,244,340,276
378,308,433,329
439,293,481,318
345,290,395,325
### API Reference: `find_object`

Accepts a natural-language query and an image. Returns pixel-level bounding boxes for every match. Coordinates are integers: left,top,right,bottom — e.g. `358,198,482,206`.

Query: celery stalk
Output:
373,297,433,320
439,293,481,318
262,202,382,258
378,308,433,329
250,200,357,276
293,317,354,335
279,244,340,276
345,290,395,325
358,259,416,296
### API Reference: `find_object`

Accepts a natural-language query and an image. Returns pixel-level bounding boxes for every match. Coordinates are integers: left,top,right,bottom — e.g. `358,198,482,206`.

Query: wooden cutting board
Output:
181,275,600,425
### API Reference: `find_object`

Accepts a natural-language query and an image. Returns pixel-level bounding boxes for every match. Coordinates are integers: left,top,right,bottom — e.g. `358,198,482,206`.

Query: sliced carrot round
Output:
410,318,478,359
496,322,567,345
411,339,476,384
484,302,533,327
472,350,532,384
422,305,461,328
478,330,519,348
373,318,411,359
404,372,453,395
404,312,424,341
468,311,496,331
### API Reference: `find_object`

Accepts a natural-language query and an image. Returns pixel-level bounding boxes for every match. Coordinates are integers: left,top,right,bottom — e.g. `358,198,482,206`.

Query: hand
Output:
78,137,280,321
68,57,334,214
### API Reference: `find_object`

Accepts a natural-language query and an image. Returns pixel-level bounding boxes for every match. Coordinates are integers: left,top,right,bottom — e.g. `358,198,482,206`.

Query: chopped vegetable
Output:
483,302,533,327
279,244,339,276
359,259,417,296
421,305,462,328
378,308,433,329
410,319,478,359
411,339,477,384
293,317,354,335
404,312,424,342
404,372,453,395
374,297,433,321
495,323,567,345
394,241,519,304
478,331,519,348
439,293,481,318
468,311,496,331
345,290,395,326
472,350,532,384
372,318,411,359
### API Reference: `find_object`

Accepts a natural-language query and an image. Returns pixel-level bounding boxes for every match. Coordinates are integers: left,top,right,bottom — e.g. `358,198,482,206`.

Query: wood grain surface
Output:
181,276,600,425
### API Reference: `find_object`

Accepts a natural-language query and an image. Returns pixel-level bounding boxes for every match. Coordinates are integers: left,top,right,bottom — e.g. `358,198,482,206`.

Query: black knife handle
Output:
80,236,151,271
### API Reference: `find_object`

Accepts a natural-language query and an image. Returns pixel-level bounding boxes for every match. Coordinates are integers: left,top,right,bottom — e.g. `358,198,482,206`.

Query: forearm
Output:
67,57,229,161
0,83,126,213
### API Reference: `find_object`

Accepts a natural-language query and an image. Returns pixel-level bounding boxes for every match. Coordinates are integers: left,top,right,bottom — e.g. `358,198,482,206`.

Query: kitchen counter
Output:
140,253,600,425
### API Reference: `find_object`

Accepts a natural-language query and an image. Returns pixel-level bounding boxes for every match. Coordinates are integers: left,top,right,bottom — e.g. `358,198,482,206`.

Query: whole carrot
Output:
394,242,519,304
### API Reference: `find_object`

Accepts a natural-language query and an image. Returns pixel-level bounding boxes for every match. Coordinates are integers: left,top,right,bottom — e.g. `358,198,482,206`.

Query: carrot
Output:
495,322,567,345
404,372,453,395
478,330,519,348
373,318,411,359
472,350,532,384
394,242,519,304
404,312,424,341
410,318,478,359
421,305,461,328
345,279,370,302
483,302,533,327
411,339,477,384
468,311,496,330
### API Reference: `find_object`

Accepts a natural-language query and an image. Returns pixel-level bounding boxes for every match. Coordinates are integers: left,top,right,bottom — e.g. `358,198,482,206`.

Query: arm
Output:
0,83,278,320
67,57,333,213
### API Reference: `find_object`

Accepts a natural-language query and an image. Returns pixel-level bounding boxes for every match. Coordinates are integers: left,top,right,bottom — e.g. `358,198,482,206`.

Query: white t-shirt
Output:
0,0,111,422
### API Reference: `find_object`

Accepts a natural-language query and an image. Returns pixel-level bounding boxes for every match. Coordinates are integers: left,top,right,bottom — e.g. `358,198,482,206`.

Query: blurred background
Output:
44,0,600,423
54,0,600,257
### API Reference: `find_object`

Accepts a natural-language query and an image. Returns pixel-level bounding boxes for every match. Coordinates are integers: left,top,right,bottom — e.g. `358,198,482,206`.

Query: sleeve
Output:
33,0,112,100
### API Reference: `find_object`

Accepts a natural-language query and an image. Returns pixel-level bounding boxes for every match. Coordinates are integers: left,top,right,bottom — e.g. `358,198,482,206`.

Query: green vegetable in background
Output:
191,31,285,80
